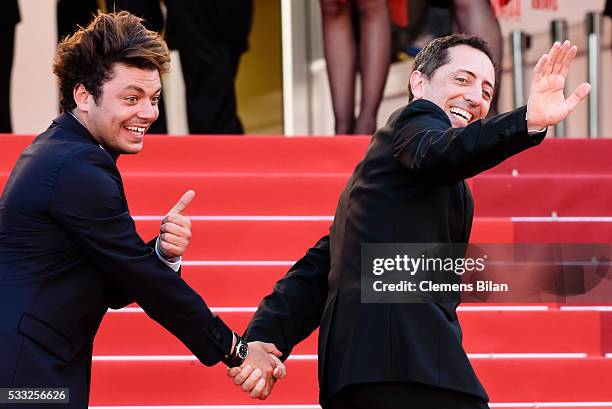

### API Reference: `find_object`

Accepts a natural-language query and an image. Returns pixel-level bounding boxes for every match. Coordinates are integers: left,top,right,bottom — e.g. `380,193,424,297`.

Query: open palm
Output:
526,41,591,130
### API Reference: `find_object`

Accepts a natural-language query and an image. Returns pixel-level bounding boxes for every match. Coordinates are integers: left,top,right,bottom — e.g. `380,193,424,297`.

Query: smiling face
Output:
409,45,496,127
73,63,162,154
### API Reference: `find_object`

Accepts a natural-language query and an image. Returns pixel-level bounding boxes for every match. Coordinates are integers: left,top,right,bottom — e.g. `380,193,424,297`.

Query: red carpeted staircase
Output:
2,134,612,408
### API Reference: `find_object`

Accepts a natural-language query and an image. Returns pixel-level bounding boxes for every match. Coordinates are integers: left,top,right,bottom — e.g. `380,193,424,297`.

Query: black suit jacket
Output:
0,113,232,408
245,99,546,407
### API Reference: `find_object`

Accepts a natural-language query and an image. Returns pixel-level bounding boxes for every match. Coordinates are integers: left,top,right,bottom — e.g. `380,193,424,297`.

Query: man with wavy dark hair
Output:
0,12,283,407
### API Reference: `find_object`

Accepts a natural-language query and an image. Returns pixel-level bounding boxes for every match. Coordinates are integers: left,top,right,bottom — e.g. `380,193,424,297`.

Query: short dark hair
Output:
408,34,496,101
53,11,170,112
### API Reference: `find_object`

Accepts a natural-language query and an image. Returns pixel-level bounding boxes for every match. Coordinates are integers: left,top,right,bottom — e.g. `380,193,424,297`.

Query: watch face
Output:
238,343,248,359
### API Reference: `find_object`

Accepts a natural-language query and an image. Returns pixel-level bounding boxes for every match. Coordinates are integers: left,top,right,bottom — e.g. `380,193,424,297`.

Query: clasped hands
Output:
227,341,287,400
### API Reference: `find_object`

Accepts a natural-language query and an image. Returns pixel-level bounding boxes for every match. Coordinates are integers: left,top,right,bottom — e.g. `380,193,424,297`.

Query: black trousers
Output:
327,382,490,409
165,0,253,134
0,24,15,133
54,0,253,134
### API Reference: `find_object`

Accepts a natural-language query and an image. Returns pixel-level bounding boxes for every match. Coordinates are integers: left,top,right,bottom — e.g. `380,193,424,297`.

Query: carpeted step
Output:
94,309,604,356
472,175,612,217
88,357,612,405
3,136,612,175
130,218,610,261
2,172,612,217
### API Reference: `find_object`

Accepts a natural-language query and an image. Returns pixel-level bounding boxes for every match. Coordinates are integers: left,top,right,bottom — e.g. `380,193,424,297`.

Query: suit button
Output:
504,129,512,137
215,334,223,342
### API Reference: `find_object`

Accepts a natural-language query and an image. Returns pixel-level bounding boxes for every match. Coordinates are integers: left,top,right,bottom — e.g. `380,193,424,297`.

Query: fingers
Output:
159,225,190,247
260,377,276,400
250,378,267,399
159,212,193,258
160,220,191,237
552,41,571,75
159,240,184,258
543,42,561,74
168,190,195,215
227,366,242,378
230,365,253,385
270,355,287,379
559,45,577,78
162,213,192,230
262,342,283,357
532,53,548,81
241,368,263,392
565,82,592,112
159,232,189,249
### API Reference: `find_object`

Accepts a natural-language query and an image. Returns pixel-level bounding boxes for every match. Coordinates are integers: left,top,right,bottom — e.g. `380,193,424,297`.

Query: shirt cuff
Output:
155,236,181,272
525,110,547,134
528,127,547,135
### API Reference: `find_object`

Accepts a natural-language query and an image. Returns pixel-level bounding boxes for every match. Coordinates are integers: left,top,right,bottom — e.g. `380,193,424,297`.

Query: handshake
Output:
226,341,287,400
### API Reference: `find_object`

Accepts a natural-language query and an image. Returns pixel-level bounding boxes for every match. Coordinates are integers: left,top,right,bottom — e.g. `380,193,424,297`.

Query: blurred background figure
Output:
56,0,100,42
391,0,504,116
320,0,504,135
164,0,254,134
320,0,391,135
0,0,20,133
55,0,253,134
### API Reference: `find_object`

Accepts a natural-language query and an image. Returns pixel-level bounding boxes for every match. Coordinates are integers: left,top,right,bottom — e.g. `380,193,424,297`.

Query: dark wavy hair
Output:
408,34,496,101
53,11,170,111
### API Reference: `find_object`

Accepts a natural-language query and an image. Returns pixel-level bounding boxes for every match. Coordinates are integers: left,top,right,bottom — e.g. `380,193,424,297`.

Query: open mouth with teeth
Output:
123,125,147,137
449,107,473,125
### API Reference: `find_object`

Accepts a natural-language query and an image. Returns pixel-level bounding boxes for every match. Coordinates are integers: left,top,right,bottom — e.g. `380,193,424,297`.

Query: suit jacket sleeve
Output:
105,237,181,310
244,235,330,360
392,100,546,185
49,145,230,366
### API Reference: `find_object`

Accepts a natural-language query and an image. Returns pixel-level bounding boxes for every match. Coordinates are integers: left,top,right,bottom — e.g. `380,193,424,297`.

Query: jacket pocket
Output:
18,313,72,363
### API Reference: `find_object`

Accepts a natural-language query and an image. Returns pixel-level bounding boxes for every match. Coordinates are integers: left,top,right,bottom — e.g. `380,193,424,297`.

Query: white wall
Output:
12,0,57,134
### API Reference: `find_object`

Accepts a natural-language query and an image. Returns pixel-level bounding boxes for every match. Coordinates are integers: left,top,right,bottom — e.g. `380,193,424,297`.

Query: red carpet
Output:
2,134,612,407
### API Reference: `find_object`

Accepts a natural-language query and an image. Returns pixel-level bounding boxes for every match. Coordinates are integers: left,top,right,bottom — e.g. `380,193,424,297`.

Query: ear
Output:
73,84,92,113
409,71,425,100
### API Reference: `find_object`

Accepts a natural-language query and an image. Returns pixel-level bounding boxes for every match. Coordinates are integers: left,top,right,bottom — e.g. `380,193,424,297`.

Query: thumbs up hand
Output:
158,190,195,260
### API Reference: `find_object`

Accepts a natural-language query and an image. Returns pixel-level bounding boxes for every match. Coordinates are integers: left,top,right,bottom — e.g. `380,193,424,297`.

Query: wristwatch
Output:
225,332,248,367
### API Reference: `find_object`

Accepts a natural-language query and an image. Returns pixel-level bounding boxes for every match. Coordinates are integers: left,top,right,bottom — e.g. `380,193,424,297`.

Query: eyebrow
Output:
121,85,162,95
454,69,494,90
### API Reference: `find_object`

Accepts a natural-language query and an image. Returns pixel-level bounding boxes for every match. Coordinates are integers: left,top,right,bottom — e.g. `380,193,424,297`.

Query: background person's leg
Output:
354,0,391,135
165,0,244,134
320,0,358,134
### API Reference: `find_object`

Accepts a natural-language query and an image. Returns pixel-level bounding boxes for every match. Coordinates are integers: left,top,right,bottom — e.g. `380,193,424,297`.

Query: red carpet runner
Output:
2,134,612,408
